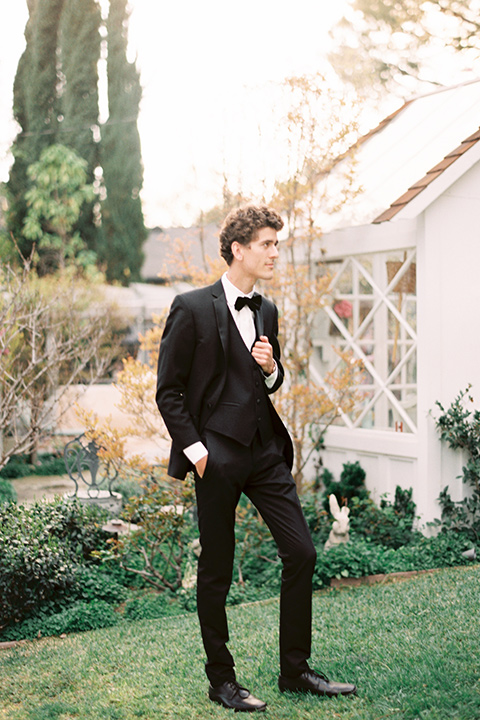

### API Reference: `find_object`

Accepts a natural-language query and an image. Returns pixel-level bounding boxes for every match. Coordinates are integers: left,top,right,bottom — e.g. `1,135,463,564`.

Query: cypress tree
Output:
100,0,147,284
6,0,39,253
59,0,102,252
27,0,65,157
6,0,65,255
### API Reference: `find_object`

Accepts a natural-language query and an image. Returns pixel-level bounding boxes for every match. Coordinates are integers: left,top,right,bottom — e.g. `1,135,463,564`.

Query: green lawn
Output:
1,565,479,720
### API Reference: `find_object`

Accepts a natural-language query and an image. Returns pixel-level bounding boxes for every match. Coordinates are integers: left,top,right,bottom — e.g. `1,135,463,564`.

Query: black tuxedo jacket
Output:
156,278,293,479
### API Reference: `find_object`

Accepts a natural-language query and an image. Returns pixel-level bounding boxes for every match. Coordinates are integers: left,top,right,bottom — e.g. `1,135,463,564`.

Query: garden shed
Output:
312,79,480,526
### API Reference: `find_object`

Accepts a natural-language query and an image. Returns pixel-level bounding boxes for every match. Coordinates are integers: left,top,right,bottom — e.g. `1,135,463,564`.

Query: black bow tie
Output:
234,294,262,312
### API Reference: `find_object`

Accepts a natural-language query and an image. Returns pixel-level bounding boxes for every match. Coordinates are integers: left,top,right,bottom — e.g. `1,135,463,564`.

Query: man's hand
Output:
251,335,275,375
195,453,208,478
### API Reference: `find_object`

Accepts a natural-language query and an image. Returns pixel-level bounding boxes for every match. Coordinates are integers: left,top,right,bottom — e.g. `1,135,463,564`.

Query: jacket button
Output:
256,398,261,404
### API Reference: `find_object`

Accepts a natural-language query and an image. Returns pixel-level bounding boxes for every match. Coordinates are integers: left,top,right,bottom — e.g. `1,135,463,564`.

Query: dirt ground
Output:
11,474,77,505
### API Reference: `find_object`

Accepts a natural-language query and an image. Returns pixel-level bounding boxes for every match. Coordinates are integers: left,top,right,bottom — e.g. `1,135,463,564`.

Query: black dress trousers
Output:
194,429,317,686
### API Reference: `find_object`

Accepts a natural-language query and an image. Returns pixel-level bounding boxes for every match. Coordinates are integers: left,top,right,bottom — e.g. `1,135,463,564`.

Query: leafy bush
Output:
103,475,197,592
0,498,108,629
434,386,480,540
315,459,419,549
347,489,420,550
72,566,128,605
33,453,66,476
0,457,30,479
0,520,76,627
313,530,476,588
0,452,65,479
0,601,119,641
318,461,369,509
112,475,144,505
0,478,17,504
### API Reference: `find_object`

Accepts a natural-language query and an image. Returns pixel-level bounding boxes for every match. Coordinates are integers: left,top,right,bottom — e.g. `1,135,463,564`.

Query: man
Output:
156,204,356,712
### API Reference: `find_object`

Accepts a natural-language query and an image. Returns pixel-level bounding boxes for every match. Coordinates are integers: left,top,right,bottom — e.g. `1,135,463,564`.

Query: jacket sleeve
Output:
266,304,284,395
156,295,202,451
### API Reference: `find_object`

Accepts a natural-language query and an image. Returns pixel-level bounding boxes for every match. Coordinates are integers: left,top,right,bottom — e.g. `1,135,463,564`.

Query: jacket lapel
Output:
253,292,264,340
211,279,230,358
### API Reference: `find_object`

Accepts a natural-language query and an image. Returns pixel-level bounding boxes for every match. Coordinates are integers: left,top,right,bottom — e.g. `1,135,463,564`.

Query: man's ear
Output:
231,241,244,263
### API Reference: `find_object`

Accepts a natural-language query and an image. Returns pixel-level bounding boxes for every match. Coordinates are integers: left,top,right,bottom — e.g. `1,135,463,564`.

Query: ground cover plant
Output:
1,565,479,720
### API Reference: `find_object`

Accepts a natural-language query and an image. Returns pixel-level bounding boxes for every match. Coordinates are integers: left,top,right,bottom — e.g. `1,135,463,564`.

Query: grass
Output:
1,565,479,720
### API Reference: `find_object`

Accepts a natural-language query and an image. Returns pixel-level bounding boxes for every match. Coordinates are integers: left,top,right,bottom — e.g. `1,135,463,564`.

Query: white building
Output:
312,80,480,526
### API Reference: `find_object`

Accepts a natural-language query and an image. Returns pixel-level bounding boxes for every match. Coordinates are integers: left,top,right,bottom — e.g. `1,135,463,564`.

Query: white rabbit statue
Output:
324,494,350,551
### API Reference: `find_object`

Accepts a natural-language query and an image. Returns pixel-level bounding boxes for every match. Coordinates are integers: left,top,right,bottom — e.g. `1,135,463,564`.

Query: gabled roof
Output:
326,79,480,230
373,126,480,223
141,224,219,282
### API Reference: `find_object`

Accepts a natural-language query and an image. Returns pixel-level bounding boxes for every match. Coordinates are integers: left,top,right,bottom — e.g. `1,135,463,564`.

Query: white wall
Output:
416,160,480,519
318,159,480,527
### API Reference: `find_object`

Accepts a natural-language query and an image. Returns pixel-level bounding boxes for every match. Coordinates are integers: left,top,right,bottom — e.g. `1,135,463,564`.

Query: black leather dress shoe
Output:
209,680,267,712
278,669,356,697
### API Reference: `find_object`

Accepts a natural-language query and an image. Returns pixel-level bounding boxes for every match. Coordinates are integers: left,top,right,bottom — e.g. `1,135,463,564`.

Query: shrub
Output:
72,566,128,605
434,386,480,540
313,530,476,588
30,497,109,562
315,459,419,549
0,518,76,627
0,498,109,629
103,475,197,592
0,456,30,479
348,491,420,550
0,601,119,642
0,478,17,504
0,452,65,479
318,461,369,509
33,453,66,476
112,475,144,505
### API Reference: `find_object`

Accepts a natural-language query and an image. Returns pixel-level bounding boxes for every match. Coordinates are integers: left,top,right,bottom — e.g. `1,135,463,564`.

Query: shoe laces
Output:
309,669,330,683
225,680,248,696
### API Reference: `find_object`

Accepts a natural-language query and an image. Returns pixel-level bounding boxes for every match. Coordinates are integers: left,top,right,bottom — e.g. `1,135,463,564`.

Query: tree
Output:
59,0,102,252
99,0,147,284
329,0,480,97
0,261,124,469
6,0,146,284
6,0,65,255
23,144,96,274
265,73,364,491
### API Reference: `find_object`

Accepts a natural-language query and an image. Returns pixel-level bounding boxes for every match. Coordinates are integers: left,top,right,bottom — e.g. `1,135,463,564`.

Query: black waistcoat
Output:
204,311,274,446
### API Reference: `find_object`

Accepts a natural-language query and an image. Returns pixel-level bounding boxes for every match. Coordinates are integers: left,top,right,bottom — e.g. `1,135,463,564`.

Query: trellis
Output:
313,248,417,433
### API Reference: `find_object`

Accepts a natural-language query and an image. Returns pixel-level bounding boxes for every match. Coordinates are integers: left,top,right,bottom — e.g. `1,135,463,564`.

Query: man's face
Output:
236,227,279,283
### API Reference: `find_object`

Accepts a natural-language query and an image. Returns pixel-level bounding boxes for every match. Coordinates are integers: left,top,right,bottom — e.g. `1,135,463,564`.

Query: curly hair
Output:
219,204,284,266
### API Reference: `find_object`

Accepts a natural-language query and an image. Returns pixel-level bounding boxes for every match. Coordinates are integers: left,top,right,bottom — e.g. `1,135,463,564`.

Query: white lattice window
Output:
312,249,417,433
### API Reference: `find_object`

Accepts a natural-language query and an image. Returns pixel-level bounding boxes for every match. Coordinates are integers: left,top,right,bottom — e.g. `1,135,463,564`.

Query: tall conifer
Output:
100,0,146,284
6,0,147,281
7,0,65,253
59,0,102,251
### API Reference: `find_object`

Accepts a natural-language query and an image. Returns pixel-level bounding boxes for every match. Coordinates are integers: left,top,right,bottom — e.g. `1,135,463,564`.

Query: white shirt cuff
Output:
264,361,278,389
184,441,208,465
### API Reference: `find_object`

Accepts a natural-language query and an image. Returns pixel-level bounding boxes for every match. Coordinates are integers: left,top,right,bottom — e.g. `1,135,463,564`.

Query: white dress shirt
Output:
184,273,278,466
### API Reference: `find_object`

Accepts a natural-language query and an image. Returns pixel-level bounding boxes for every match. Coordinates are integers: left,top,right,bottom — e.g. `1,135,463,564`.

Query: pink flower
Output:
333,300,353,319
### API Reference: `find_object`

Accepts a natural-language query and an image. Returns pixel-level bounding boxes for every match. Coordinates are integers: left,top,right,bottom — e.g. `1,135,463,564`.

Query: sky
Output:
0,0,349,228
